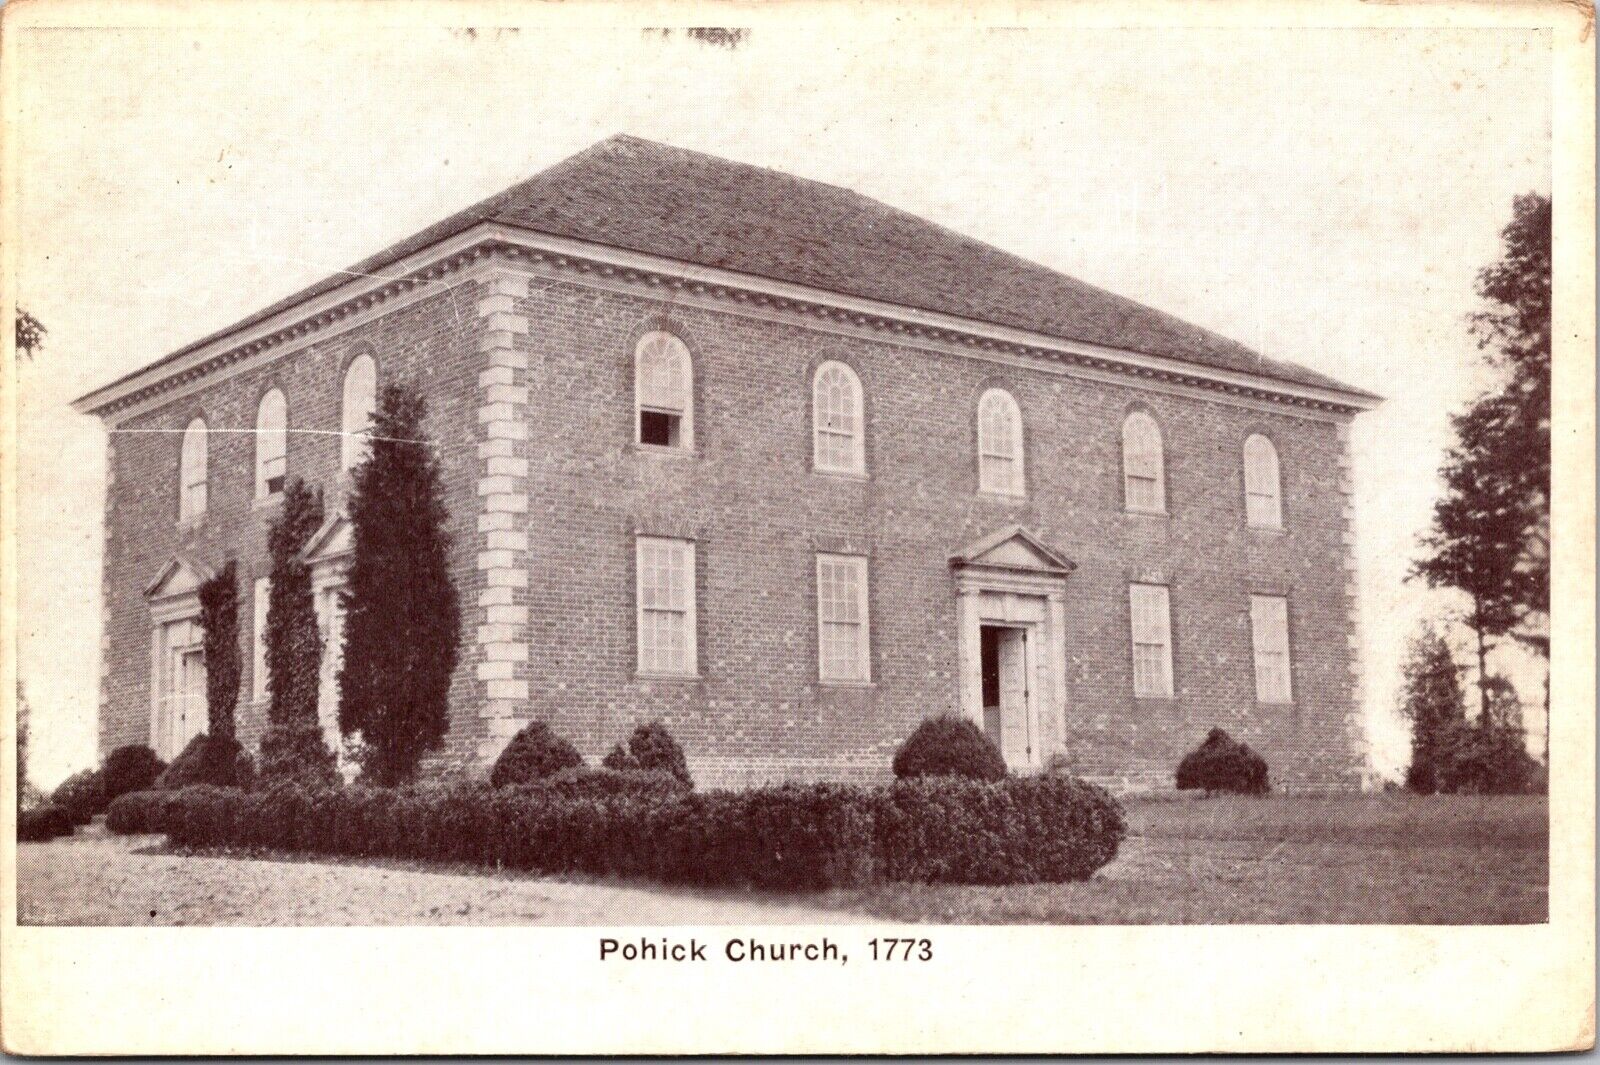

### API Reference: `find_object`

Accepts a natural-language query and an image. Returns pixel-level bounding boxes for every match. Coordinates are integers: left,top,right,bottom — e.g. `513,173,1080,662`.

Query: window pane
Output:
637,333,689,413
1123,413,1164,510
813,362,863,472
1130,584,1173,697
637,538,694,674
817,555,868,681
1250,595,1292,702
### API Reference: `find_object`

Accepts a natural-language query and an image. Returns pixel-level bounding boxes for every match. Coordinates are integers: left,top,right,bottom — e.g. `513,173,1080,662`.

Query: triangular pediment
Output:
301,514,353,565
144,555,213,600
950,525,1075,575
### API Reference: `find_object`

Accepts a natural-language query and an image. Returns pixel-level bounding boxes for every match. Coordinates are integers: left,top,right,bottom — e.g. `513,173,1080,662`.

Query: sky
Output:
10,20,1552,789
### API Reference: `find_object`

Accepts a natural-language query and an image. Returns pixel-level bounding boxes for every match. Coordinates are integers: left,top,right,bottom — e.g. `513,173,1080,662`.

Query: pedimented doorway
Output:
950,526,1075,771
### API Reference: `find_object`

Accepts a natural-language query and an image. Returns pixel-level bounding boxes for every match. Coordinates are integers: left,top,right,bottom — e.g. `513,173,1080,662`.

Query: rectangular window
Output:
636,537,696,676
253,577,271,701
816,554,870,683
1250,594,1293,703
1129,583,1174,698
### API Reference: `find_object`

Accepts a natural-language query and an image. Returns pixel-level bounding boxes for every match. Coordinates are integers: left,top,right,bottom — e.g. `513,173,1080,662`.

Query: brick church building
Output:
75,135,1379,790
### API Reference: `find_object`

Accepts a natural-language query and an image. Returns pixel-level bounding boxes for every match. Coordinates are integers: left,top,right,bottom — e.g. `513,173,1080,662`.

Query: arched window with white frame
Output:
812,360,865,474
179,417,208,522
1121,410,1165,513
255,388,288,499
977,388,1024,496
1243,434,1283,529
340,354,377,471
634,331,693,449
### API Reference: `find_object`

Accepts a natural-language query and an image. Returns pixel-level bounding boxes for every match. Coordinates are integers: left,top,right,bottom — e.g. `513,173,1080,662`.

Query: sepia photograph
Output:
1,0,1592,1054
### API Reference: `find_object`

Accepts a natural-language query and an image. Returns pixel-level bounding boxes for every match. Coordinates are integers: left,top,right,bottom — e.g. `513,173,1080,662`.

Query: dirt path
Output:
16,826,871,926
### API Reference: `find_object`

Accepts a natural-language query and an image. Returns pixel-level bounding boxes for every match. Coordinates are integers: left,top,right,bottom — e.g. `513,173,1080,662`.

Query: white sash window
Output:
1129,583,1174,698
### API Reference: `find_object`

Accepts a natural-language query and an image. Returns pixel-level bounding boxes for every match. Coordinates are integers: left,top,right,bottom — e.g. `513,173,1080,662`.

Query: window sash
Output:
816,554,869,682
253,578,271,700
1246,489,1282,528
813,364,863,473
1123,415,1165,511
1129,584,1174,697
636,334,691,423
341,357,377,471
978,392,1023,495
1250,595,1293,702
636,538,696,675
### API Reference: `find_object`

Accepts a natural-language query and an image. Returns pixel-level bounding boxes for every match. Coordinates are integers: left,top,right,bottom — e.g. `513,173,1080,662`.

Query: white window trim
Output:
1129,583,1175,699
340,354,377,472
634,536,698,678
812,361,866,475
1122,411,1167,514
816,553,871,684
1250,594,1294,704
977,388,1025,497
1244,434,1284,530
179,417,208,524
255,388,288,500
634,331,694,451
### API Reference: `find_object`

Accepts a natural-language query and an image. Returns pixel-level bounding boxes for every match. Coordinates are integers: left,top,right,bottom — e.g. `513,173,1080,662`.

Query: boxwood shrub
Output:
489,721,584,787
51,768,105,826
602,722,693,788
18,804,75,842
1175,728,1270,795
892,715,1007,782
101,745,167,804
145,770,1126,889
105,789,186,835
156,734,255,791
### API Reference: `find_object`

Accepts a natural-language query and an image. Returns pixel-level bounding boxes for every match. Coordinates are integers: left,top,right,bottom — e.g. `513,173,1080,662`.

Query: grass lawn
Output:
822,793,1548,924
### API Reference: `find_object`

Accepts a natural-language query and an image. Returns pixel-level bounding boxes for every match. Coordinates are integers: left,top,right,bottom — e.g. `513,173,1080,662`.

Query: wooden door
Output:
997,628,1029,765
177,647,206,750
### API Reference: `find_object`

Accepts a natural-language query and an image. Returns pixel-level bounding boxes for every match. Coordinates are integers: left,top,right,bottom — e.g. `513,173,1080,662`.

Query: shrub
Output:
157,734,255,791
51,768,105,825
533,766,690,799
18,805,75,842
106,790,184,835
892,715,1007,782
1175,728,1270,795
601,721,693,787
490,721,584,787
876,775,1126,884
1436,721,1542,795
101,745,168,804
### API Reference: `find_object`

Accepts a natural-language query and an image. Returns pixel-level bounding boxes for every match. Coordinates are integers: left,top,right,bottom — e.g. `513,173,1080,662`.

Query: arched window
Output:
634,331,693,449
340,354,377,471
1243,434,1283,529
179,417,208,522
1121,411,1165,513
255,388,287,499
977,388,1024,496
812,361,865,474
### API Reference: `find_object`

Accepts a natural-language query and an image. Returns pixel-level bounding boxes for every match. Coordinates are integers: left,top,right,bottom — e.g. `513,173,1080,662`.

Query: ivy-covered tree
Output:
1413,193,1551,718
338,383,461,785
198,561,241,743
1398,624,1468,795
258,479,336,784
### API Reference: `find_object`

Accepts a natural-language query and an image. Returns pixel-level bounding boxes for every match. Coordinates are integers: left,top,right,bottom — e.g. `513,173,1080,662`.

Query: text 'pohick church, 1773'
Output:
74,135,1381,791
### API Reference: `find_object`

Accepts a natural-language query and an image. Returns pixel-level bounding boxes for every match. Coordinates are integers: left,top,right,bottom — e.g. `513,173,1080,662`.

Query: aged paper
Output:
1,0,1593,1054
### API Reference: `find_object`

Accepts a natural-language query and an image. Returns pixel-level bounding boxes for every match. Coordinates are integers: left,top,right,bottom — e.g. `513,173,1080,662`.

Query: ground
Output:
15,794,1546,926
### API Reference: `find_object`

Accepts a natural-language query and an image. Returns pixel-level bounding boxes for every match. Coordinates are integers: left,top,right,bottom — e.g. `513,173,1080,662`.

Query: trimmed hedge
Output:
157,734,255,791
101,745,167,804
51,769,105,826
1175,728,1270,795
602,722,693,788
490,721,584,787
876,775,1126,884
18,805,75,842
129,773,1125,889
106,790,185,835
892,716,1008,782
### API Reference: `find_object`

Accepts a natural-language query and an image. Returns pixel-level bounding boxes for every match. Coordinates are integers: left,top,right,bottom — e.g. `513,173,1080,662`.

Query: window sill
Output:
631,443,697,459
634,671,701,682
817,679,875,689
977,489,1027,502
253,493,284,512
812,467,868,482
1247,523,1286,535
175,517,205,534
1131,693,1177,702
1124,507,1169,519
1256,699,1295,707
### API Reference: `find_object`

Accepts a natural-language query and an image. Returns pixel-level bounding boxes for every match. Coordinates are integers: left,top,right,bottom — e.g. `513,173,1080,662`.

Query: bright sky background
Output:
11,21,1551,789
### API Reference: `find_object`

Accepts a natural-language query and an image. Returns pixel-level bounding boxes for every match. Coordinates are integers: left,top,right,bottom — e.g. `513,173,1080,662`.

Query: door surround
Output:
949,526,1074,771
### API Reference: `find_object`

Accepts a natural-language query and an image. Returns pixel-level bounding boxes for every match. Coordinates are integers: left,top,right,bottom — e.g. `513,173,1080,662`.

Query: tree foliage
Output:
338,383,461,785
1398,625,1468,794
198,561,241,742
1413,193,1551,716
259,479,336,784
15,309,44,359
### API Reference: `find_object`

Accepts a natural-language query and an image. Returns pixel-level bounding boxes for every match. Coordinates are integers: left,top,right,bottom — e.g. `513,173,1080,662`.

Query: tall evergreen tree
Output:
1398,624,1468,795
338,383,461,785
1413,193,1551,717
259,479,336,784
197,561,241,743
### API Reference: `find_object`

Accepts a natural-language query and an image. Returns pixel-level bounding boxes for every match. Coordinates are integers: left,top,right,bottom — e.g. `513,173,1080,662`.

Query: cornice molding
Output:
75,221,1381,423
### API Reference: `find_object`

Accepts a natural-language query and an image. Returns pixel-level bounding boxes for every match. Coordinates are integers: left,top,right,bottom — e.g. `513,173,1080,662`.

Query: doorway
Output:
979,624,1031,765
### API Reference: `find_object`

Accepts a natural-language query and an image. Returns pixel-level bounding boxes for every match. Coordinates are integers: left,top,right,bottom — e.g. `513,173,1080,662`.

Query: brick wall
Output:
96,253,1364,792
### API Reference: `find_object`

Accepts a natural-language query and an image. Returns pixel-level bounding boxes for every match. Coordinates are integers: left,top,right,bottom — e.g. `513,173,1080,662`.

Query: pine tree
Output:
338,383,461,785
258,479,337,784
1398,624,1468,794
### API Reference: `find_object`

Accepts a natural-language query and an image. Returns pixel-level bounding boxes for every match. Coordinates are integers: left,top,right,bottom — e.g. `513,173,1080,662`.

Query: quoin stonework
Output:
75,135,1380,791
